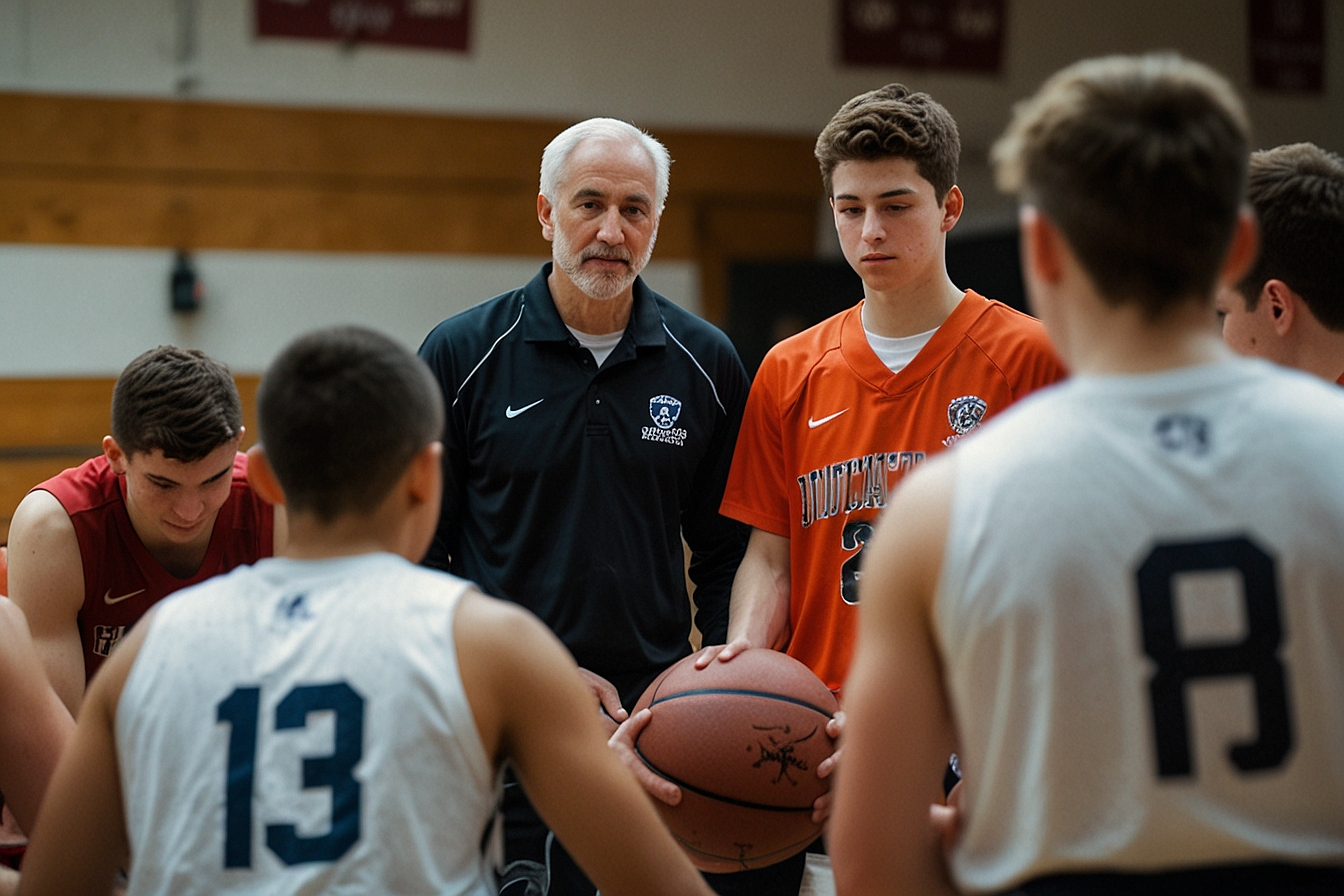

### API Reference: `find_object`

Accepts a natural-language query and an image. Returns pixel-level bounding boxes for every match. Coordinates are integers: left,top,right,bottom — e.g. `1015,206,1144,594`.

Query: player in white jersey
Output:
831,54,1344,895
18,326,715,896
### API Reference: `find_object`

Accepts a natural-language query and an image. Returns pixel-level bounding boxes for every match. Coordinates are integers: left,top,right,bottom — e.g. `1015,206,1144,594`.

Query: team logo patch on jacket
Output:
643,394,688,446
649,395,682,429
943,395,988,446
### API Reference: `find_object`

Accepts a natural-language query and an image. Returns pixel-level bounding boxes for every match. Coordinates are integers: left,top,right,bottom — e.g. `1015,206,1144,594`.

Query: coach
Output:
418,117,750,896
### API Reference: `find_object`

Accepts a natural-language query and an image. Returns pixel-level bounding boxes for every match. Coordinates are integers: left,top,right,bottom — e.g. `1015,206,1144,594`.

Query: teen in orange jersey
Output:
710,85,1064,693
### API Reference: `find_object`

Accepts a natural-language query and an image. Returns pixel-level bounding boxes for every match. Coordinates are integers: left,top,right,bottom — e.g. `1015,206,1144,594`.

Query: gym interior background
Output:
2,0,1341,538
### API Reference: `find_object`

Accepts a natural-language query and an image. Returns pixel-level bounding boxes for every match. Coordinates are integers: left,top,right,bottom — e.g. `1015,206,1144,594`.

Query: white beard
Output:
552,224,657,301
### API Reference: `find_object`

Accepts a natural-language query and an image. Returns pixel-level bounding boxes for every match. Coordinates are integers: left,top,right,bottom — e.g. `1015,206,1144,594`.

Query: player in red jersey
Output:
5,347,283,879
9,346,284,715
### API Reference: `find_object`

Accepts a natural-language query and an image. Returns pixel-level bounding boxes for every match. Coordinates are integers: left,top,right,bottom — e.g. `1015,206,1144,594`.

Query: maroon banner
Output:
1249,0,1324,93
840,0,1004,73
255,0,471,52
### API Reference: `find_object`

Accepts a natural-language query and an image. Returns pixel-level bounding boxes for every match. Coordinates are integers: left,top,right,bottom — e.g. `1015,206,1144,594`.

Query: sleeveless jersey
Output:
117,553,498,896
937,359,1344,892
721,292,1065,692
36,453,273,680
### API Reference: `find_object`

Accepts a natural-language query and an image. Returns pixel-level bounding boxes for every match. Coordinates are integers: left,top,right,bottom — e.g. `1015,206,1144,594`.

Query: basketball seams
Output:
648,687,835,719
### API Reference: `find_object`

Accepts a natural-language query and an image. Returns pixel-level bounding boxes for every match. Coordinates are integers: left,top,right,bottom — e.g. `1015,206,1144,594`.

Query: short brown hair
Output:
111,346,243,462
992,54,1250,319
1236,143,1344,330
815,83,960,200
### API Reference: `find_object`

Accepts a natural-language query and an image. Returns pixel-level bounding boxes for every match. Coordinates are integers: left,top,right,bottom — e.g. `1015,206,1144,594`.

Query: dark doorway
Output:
726,228,1026,376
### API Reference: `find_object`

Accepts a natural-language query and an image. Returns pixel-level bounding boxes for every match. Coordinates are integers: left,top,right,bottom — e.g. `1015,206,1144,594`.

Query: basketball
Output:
632,648,838,873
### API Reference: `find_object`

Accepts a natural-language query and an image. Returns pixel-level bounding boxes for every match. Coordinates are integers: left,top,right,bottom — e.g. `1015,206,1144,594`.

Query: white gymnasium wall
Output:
0,246,698,374
0,0,1339,375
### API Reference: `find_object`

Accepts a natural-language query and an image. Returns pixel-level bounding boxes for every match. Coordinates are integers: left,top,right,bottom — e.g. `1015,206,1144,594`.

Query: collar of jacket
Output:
520,262,669,349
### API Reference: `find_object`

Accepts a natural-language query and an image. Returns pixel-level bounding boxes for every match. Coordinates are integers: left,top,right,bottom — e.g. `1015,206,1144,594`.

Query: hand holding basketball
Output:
811,710,845,823
692,635,752,669
579,667,627,728
608,708,682,806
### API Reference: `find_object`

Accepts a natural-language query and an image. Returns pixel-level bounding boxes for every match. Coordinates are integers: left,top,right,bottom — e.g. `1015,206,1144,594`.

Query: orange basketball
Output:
632,648,838,872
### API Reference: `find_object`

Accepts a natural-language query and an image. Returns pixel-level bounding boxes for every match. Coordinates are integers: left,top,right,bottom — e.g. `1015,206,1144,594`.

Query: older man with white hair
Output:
419,118,752,896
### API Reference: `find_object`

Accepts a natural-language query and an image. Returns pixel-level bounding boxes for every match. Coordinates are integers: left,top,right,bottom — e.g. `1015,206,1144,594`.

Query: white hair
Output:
539,118,672,213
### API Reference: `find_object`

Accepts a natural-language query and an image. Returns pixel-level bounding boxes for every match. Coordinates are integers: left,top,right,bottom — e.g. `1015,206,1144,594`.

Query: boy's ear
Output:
1262,279,1296,336
102,436,128,474
245,445,286,506
1021,206,1065,285
940,185,964,233
406,442,443,505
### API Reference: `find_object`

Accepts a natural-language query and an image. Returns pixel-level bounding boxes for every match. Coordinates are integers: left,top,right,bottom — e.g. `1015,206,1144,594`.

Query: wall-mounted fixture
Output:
170,251,202,313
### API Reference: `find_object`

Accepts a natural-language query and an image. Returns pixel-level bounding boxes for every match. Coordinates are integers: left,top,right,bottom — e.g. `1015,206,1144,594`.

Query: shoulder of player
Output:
751,305,853,398
1245,361,1344,435
6,490,83,609
454,588,548,651
956,300,1065,381
10,487,77,542
960,297,1052,348
453,589,573,692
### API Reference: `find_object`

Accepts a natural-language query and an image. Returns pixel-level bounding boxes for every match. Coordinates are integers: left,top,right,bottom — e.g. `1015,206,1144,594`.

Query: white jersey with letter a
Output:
117,553,498,896
936,359,1344,893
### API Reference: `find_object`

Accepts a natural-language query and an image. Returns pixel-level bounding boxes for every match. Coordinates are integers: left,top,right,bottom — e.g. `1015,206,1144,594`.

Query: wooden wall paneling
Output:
0,172,552,255
0,377,114,448
0,93,822,283
0,93,820,199
0,92,556,183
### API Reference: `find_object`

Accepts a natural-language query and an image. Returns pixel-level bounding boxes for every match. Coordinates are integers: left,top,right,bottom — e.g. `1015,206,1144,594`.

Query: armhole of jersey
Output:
113,600,171,815
442,581,497,795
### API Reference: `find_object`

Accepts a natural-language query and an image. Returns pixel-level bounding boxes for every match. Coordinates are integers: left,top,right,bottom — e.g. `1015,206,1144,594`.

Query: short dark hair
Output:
992,54,1250,319
815,83,960,200
257,326,444,523
1236,143,1344,331
110,346,243,462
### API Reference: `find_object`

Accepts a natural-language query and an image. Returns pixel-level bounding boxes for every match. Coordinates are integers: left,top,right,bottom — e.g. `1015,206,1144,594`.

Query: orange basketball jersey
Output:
721,292,1066,693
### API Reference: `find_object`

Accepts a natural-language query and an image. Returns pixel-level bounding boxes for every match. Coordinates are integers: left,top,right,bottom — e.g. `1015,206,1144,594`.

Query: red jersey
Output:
35,452,273,681
721,292,1066,693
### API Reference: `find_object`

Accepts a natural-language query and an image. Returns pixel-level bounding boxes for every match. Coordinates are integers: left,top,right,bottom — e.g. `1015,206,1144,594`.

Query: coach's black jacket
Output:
418,264,750,706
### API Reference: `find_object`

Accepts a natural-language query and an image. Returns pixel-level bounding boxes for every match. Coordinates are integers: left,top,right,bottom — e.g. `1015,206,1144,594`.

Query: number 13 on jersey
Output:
217,682,366,869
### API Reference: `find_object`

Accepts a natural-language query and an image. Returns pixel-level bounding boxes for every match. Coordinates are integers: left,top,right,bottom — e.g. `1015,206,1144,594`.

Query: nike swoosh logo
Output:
104,588,146,606
807,409,849,429
505,399,545,419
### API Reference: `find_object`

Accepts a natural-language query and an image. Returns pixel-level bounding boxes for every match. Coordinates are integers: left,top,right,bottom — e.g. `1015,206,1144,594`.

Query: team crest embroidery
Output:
943,395,988,446
642,394,688,446
649,395,682,429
